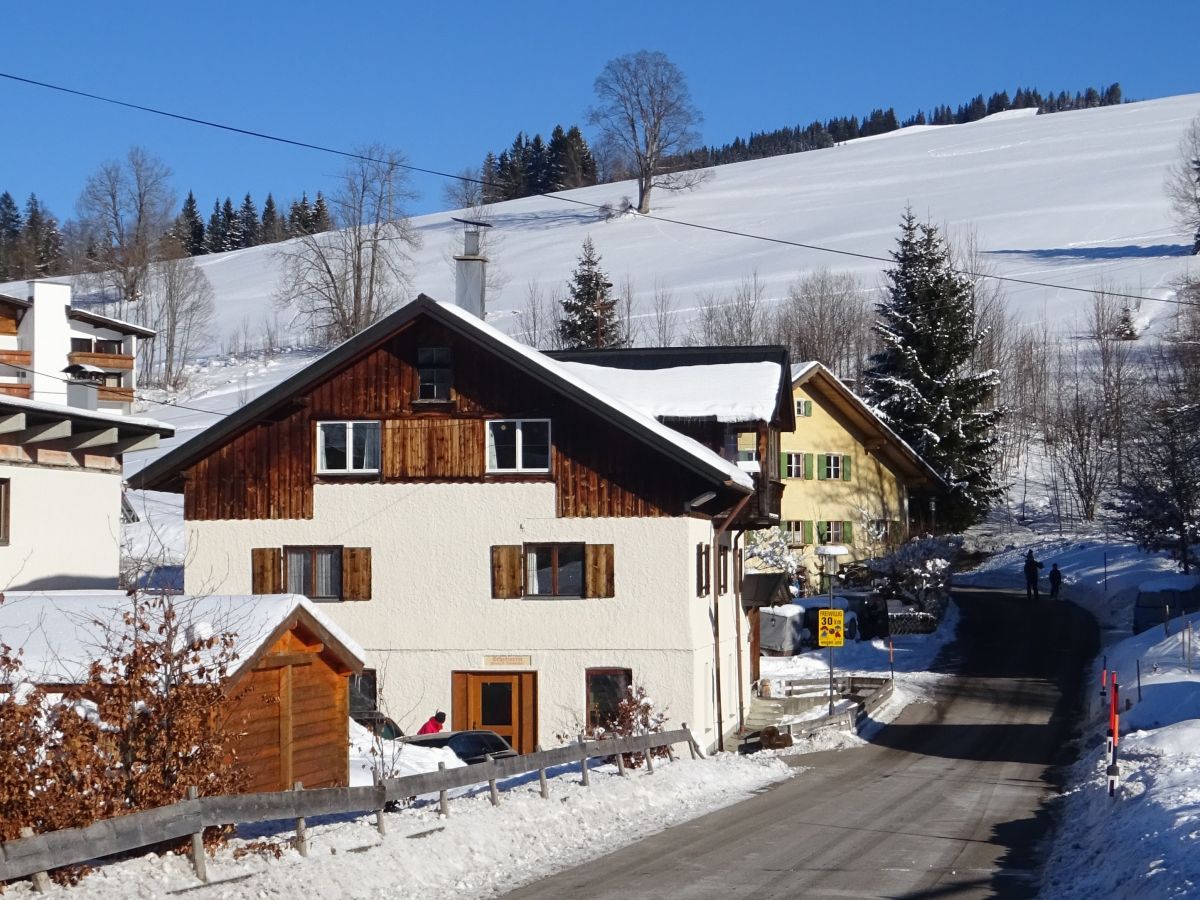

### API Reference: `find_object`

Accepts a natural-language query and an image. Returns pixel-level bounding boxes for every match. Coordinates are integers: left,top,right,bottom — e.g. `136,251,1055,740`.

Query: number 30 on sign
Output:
818,609,844,647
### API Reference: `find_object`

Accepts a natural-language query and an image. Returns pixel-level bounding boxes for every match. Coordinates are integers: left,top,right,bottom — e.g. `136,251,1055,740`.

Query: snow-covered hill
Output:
158,93,1200,346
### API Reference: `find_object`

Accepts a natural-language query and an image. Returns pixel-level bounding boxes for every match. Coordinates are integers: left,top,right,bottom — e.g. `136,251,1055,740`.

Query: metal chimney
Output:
452,217,490,318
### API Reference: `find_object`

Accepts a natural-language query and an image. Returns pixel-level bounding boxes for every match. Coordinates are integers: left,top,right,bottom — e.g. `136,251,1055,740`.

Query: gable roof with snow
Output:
549,346,795,428
132,294,753,495
791,362,944,488
0,590,364,685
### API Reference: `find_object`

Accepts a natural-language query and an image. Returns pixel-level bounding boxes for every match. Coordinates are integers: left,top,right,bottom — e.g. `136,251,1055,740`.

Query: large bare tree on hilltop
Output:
588,50,706,214
277,144,420,344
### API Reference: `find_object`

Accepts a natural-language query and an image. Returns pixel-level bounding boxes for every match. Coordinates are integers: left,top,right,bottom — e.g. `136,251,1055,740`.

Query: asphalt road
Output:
503,588,1098,900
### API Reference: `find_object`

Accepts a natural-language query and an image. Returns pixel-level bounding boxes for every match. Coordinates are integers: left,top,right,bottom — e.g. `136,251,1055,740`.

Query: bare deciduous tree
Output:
649,281,677,347
276,144,419,344
588,50,706,214
1087,284,1140,485
689,273,771,346
135,237,215,390
76,147,175,305
773,269,873,380
515,280,564,350
1046,348,1111,521
1164,113,1200,254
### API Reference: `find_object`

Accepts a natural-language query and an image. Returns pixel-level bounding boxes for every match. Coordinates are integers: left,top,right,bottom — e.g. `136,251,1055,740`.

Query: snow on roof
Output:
0,393,173,433
0,591,365,684
1138,575,1200,593
436,301,754,489
559,360,782,424
762,603,805,618
790,361,820,382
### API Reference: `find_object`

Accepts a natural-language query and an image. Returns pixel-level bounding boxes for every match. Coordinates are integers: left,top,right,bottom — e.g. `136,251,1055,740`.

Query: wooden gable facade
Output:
174,305,741,522
226,610,361,793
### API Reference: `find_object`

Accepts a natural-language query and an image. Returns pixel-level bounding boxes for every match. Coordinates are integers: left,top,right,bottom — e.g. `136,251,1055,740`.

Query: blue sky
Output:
2,0,1197,223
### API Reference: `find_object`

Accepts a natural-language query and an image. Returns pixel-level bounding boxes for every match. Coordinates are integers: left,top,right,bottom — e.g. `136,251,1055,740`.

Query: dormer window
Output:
318,421,380,474
417,347,452,401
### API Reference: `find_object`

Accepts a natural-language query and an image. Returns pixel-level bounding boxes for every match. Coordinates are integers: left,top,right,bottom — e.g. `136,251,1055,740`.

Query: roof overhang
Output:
0,396,173,453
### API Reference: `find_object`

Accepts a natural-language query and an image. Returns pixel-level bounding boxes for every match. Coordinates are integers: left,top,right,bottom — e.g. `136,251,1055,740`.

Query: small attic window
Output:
417,347,452,401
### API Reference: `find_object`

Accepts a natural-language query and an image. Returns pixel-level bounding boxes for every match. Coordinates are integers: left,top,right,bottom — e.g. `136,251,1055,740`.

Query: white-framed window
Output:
819,453,842,480
818,521,848,544
795,398,812,417
782,520,804,545
317,421,381,474
737,448,758,463
487,419,551,473
784,452,806,478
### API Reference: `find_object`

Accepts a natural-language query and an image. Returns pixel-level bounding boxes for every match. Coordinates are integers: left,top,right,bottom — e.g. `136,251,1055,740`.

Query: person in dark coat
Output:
1049,563,1063,599
417,711,446,735
1023,551,1044,601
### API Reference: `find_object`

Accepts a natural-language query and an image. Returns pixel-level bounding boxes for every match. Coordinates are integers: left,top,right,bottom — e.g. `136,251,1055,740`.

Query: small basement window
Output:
487,419,550,473
416,346,452,401
318,421,381,474
586,668,632,729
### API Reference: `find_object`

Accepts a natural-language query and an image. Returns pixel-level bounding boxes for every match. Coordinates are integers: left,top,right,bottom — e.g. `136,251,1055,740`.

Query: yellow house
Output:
742,363,943,579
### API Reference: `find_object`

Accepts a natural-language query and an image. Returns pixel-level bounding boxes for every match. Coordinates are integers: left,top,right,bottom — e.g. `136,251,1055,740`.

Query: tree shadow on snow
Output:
985,243,1192,262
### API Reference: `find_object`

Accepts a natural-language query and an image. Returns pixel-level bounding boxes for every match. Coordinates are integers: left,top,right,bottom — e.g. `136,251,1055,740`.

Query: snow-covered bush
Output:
867,535,960,613
746,528,807,582
564,683,669,769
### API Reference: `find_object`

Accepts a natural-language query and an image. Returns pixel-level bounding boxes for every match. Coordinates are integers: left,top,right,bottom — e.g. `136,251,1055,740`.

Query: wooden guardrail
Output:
0,727,699,887
750,677,893,742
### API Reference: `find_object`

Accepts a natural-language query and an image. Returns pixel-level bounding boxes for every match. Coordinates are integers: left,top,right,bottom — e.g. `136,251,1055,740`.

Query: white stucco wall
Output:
185,482,751,749
0,461,122,590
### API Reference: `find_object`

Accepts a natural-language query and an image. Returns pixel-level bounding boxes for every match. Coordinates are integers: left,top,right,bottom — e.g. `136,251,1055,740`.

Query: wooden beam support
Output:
56,427,119,450
15,419,71,444
0,412,25,434
253,652,317,671
113,433,160,454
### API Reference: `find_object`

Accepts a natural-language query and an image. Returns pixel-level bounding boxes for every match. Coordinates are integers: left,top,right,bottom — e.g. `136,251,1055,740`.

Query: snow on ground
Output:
956,530,1200,898
7,753,792,900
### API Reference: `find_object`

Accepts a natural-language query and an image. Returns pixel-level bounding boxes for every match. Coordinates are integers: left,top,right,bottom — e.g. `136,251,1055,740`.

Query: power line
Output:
1,69,1191,309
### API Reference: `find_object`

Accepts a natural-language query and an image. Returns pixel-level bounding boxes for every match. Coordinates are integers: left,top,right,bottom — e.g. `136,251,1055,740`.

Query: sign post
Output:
818,609,844,715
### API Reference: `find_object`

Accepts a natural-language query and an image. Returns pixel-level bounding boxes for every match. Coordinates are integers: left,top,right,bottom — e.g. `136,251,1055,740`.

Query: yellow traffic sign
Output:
818,609,844,647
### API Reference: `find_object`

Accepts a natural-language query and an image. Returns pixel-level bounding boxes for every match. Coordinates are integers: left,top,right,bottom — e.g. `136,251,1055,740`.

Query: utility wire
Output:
1,69,1191,309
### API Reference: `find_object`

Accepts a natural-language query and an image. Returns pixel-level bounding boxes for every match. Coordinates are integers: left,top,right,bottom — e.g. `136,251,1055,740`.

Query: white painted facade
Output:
184,481,751,749
0,459,122,591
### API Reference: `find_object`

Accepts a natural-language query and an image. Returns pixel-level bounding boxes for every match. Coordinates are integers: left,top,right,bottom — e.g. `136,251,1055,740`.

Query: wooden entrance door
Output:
451,671,537,753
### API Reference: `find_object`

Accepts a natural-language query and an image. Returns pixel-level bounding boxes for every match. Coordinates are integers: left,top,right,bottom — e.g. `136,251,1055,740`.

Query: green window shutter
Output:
802,520,814,544
843,521,853,543
804,400,813,417
817,521,827,542
816,455,826,480
803,453,814,480
779,451,790,478
842,455,852,481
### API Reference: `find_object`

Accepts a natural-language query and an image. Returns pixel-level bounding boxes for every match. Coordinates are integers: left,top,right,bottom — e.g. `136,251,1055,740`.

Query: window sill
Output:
412,399,454,408
484,472,553,481
316,471,381,480
519,594,586,601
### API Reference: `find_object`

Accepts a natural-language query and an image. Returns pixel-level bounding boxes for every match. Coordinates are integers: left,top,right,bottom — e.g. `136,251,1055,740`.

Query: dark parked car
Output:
353,711,405,741
401,730,518,765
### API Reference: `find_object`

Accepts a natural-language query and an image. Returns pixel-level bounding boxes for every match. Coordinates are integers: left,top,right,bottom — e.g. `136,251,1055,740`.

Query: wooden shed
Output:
0,591,364,795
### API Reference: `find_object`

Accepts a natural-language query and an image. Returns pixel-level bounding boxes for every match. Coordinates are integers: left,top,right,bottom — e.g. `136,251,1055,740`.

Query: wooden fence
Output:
1,727,700,888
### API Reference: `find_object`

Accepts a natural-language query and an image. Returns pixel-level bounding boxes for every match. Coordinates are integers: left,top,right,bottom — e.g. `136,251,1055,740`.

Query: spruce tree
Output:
205,199,225,254
21,195,63,277
558,236,623,349
289,193,313,235
220,197,240,251
261,193,282,242
864,210,1003,530
311,193,332,232
238,193,260,247
0,191,22,279
176,191,206,255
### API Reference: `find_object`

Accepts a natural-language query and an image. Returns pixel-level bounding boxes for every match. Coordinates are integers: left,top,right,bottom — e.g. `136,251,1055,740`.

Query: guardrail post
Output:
20,827,51,893
437,762,450,817
682,722,698,760
372,771,386,835
645,743,655,774
615,744,627,776
535,744,549,799
184,787,208,883
578,733,591,786
665,742,676,763
487,754,500,806
293,782,308,857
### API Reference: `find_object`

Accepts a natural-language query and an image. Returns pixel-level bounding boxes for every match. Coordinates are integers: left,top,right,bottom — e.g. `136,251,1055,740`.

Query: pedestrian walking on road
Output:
1049,563,1062,599
1023,550,1044,601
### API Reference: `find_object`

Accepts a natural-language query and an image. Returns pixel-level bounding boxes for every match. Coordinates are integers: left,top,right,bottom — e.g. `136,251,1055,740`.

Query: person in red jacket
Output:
417,711,446,735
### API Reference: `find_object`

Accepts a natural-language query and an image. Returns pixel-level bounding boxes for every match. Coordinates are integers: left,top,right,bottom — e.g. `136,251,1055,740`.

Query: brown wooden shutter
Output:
718,545,729,594
696,543,707,597
491,545,524,599
583,544,615,598
341,547,372,600
251,547,282,593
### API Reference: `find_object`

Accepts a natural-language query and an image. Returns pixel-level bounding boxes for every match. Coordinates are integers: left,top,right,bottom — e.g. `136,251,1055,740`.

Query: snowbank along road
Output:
504,587,1098,899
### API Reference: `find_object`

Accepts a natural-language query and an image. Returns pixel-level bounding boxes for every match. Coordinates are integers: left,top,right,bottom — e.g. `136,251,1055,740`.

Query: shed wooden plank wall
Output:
183,315,719,521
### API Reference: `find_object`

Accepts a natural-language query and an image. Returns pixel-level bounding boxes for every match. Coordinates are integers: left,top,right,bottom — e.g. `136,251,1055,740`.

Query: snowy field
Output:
4,753,792,899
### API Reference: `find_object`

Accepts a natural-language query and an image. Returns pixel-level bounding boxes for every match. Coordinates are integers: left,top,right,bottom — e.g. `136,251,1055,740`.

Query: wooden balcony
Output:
98,385,134,403
68,351,134,371
0,383,31,398
0,349,32,368
729,473,783,529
